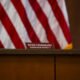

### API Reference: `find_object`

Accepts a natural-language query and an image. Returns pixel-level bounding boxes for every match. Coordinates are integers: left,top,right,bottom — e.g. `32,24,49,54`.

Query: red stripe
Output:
0,41,4,48
11,0,40,43
0,4,25,49
48,0,72,43
29,0,60,49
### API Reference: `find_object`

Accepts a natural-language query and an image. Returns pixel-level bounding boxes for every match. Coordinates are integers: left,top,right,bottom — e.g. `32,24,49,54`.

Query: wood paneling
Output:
66,0,80,49
56,56,80,80
0,56,54,80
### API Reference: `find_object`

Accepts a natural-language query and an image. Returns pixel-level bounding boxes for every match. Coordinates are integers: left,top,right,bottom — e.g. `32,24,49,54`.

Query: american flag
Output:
0,0,72,49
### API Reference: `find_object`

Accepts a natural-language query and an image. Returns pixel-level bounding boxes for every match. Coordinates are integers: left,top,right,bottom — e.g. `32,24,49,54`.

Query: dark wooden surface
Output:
0,50,80,80
56,56,80,80
0,49,80,55
0,56,54,80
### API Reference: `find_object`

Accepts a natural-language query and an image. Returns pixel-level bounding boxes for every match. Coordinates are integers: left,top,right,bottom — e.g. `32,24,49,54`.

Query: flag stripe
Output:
0,41,4,48
37,0,68,49
29,0,60,48
11,0,40,43
0,22,15,49
21,0,48,43
48,0,72,43
1,0,31,47
56,0,69,26
0,4,25,49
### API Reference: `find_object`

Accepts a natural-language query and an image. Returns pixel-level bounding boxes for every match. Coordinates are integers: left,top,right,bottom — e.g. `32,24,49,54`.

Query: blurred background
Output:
66,0,80,49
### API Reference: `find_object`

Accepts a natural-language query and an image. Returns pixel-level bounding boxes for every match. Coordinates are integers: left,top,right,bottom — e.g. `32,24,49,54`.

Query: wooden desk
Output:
0,50,80,80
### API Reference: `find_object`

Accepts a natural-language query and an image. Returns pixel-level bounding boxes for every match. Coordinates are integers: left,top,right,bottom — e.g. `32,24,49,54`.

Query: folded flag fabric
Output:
0,0,72,49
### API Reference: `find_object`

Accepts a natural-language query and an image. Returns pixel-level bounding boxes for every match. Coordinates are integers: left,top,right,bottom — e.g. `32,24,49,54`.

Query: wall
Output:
66,0,80,49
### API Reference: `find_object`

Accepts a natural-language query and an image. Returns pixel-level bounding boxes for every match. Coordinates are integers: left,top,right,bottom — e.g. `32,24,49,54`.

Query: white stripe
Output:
56,0,69,26
1,0,31,46
21,0,48,43
0,22,15,49
37,0,68,49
